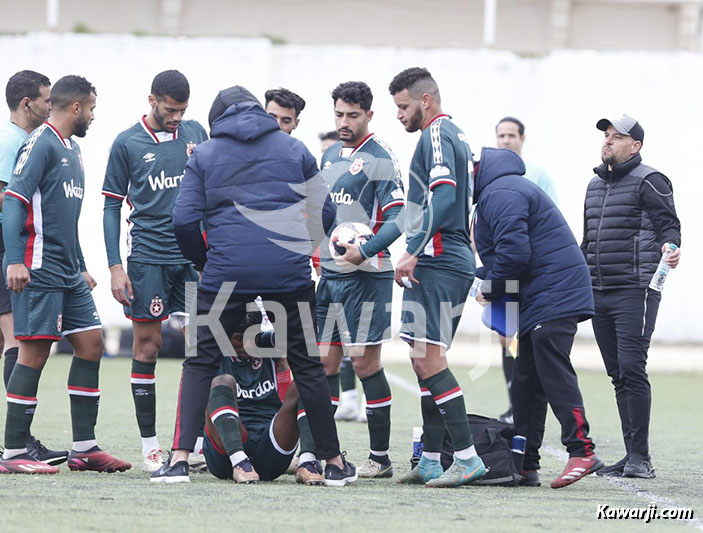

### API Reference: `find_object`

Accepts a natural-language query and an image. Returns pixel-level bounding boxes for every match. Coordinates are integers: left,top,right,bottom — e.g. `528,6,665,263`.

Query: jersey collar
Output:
422,114,450,131
344,132,374,156
44,121,73,149
140,115,178,143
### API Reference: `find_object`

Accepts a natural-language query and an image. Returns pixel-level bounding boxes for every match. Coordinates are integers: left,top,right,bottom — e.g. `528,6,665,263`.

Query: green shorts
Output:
11,282,101,340
399,266,472,349
203,414,296,482
316,275,393,346
124,261,199,322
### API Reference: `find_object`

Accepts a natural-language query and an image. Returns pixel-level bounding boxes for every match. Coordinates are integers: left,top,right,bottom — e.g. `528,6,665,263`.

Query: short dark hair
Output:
50,75,96,110
388,67,439,101
331,81,373,111
5,70,51,111
151,70,190,103
318,130,339,142
264,88,306,117
496,116,525,136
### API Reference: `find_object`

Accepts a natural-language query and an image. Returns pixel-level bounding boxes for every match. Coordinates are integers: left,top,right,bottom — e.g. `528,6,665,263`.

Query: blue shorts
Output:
11,282,101,340
399,266,472,349
203,414,296,482
124,261,198,322
317,275,392,346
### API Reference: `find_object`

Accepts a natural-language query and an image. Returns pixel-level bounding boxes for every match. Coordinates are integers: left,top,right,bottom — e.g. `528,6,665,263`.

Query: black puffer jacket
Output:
581,154,681,290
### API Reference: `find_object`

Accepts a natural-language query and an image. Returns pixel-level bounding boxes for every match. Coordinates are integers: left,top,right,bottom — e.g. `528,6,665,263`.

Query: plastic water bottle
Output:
410,426,423,468
649,244,678,292
469,278,484,301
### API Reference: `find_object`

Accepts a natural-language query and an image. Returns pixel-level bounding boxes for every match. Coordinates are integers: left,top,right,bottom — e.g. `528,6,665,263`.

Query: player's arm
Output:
173,151,207,270
641,173,681,267
103,138,133,304
302,150,336,247
477,190,531,301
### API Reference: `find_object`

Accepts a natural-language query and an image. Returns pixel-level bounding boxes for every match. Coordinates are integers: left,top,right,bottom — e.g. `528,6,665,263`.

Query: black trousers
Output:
512,316,595,471
592,288,660,459
173,282,341,460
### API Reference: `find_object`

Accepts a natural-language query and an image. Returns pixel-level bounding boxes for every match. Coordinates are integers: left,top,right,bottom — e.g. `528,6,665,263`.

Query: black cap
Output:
208,86,261,128
596,114,644,144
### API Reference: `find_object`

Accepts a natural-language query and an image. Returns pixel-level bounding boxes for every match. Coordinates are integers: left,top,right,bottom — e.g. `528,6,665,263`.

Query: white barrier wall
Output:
0,33,699,341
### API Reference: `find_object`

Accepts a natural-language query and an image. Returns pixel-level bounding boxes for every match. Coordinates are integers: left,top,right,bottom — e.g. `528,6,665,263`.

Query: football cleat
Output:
142,448,167,473
150,457,190,483
357,457,393,478
397,455,444,485
296,460,324,486
334,401,359,422
0,453,59,474
426,456,486,488
232,458,259,484
26,436,69,466
67,447,131,473
551,455,603,488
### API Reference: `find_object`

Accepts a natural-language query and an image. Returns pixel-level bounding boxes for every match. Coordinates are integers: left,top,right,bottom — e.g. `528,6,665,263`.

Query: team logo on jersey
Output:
150,296,164,317
251,357,262,370
186,142,197,157
392,188,404,200
430,165,451,179
143,153,156,163
349,158,364,175
61,157,69,167
57,313,63,333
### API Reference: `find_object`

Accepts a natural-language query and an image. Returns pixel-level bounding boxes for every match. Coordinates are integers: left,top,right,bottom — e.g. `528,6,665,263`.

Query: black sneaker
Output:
26,436,69,466
623,457,656,479
324,455,357,487
519,470,541,487
596,456,628,477
150,454,190,483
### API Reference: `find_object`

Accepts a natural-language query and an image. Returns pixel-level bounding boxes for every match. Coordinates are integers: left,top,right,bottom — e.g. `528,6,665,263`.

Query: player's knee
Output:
133,337,161,362
351,356,379,380
211,373,236,391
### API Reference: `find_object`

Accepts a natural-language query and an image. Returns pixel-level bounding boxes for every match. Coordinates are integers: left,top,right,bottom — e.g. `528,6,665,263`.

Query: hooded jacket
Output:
473,147,594,336
173,97,334,294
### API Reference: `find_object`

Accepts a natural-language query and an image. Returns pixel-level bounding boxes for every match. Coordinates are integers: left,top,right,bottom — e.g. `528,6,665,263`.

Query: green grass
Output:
0,355,700,532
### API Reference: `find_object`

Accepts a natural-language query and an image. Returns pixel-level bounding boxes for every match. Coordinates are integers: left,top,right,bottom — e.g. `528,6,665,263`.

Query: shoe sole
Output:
67,461,131,473
358,466,393,479
0,465,59,474
324,472,358,487
42,456,69,467
150,475,191,483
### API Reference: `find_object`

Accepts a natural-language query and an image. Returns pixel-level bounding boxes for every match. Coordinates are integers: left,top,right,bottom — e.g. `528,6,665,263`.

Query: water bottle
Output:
469,278,484,303
649,244,678,292
411,426,423,468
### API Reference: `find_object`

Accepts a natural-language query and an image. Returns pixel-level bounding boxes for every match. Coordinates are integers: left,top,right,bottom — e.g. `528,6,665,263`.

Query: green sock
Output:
3,347,19,390
67,357,100,442
424,368,474,451
4,364,41,450
131,359,157,438
339,358,356,392
327,373,340,414
361,368,391,460
419,378,445,453
208,385,244,456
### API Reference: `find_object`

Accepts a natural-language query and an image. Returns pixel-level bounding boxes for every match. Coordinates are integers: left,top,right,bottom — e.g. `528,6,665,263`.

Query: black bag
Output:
413,413,523,486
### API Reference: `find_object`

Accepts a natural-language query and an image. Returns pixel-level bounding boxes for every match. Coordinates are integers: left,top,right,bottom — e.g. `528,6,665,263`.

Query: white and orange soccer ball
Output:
328,222,374,259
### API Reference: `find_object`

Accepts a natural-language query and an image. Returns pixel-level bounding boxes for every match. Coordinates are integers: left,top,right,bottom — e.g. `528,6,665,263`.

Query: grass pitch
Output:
0,351,700,532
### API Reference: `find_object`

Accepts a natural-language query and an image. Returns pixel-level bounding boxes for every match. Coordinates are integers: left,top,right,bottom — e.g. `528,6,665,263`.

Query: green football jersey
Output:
102,116,207,264
219,355,281,427
406,114,475,276
320,133,405,279
5,122,86,289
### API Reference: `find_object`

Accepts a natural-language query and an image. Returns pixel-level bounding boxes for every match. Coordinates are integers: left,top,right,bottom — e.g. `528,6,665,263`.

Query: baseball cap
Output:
596,114,644,144
208,85,261,128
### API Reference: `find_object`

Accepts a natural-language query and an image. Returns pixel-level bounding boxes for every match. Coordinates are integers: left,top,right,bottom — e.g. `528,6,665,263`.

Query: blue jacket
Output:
173,101,334,294
473,147,594,336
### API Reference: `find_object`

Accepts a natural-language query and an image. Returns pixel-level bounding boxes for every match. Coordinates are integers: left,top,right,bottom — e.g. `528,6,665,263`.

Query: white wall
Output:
0,33,699,341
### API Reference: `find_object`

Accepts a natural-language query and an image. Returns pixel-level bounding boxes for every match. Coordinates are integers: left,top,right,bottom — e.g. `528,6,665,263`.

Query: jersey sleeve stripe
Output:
430,120,443,164
102,190,126,200
429,179,457,190
5,190,30,205
381,199,405,212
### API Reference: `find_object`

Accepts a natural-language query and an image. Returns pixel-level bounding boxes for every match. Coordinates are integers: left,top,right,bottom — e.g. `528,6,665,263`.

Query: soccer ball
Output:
328,222,374,258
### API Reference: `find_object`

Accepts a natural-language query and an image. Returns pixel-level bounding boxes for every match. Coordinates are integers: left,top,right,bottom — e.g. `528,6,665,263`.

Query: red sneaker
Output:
67,447,132,473
551,455,603,489
0,453,60,474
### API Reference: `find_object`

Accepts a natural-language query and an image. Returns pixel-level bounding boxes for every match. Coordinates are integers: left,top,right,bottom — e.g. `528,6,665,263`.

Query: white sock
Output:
3,447,27,460
229,450,248,467
194,436,204,455
455,445,477,460
370,449,389,457
72,439,98,452
141,436,161,457
422,451,441,462
299,452,317,464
